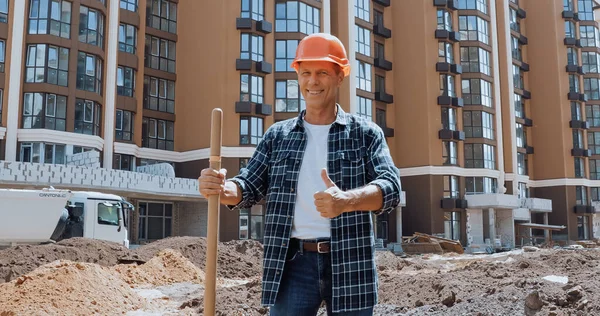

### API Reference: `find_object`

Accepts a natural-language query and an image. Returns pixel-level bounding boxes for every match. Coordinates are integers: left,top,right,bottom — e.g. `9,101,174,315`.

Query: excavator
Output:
0,187,134,249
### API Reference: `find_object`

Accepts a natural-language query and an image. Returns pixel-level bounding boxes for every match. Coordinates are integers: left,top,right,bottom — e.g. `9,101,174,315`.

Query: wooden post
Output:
204,108,223,315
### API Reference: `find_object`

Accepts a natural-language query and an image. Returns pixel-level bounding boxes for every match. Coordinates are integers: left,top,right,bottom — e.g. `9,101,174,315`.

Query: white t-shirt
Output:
291,121,332,239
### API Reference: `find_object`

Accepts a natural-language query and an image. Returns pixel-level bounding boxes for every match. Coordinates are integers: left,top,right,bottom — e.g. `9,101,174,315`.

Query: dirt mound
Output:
0,238,127,284
129,237,263,279
0,260,146,315
115,248,206,287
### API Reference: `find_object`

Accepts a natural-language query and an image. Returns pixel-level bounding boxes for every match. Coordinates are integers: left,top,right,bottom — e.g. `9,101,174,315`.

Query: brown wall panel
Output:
400,175,434,236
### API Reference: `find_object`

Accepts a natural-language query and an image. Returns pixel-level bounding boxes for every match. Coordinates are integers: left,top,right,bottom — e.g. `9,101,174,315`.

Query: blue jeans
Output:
269,239,374,316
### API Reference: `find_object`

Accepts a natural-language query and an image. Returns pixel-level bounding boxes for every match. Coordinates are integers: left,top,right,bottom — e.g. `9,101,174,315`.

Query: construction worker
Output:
198,33,402,315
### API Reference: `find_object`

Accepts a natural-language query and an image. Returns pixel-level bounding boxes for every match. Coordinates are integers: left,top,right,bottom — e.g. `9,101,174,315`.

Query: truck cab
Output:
62,191,134,248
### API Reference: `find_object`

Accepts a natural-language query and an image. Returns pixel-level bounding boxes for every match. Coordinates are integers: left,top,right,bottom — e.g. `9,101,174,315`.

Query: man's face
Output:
297,61,344,109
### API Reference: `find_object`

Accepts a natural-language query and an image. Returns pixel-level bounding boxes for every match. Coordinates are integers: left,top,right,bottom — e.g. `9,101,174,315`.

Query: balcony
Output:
437,96,463,107
236,18,252,29
571,148,592,157
526,146,534,154
524,118,533,126
562,10,580,21
564,37,581,47
568,92,587,102
522,90,531,99
375,91,394,104
256,61,272,74
236,18,272,34
465,194,520,209
235,59,252,71
440,198,468,209
373,0,391,6
570,120,589,129
436,62,462,74
256,20,272,34
520,62,529,72
235,101,272,116
374,57,393,71
566,64,585,75
255,103,272,116
513,208,530,221
434,30,460,42
517,8,526,19
519,34,528,45
521,198,552,212
373,24,391,39
574,205,595,214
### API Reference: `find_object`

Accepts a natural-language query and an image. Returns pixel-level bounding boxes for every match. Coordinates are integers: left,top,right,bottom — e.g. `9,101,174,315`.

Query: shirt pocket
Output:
268,150,291,193
339,148,366,189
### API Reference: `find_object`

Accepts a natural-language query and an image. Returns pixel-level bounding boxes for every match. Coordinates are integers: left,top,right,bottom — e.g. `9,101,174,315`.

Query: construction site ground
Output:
1,237,599,315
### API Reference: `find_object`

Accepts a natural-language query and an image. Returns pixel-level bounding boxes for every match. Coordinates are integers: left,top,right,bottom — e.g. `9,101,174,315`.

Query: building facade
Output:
0,0,598,248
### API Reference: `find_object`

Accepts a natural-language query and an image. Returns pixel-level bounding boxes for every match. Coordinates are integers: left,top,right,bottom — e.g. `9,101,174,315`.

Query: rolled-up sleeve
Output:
226,128,273,212
366,125,402,215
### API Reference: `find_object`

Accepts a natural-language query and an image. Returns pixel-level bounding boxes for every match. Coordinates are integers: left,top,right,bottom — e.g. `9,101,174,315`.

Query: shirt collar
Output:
294,104,349,129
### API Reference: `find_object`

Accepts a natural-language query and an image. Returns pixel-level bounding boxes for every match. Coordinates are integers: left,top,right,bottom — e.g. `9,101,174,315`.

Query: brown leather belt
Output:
292,239,331,253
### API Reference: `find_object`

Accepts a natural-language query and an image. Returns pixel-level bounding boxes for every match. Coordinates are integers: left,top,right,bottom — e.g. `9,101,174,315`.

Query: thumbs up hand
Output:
314,168,350,219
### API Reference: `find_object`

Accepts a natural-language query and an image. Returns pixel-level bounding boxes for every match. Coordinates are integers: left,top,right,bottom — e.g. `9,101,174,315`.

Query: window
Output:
578,0,594,21
142,117,174,150
587,104,600,127
115,109,134,141
144,76,175,113
444,212,461,241
0,0,6,23
138,202,172,240
443,175,459,198
76,52,102,94
513,64,524,90
572,102,583,121
516,123,527,148
241,33,264,62
356,25,371,56
356,60,372,92
275,1,320,34
465,177,497,194
79,6,104,48
0,40,4,72
584,78,600,100
590,160,600,179
74,99,101,136
511,36,522,61
120,0,137,12
29,0,71,38
579,25,599,47
239,205,264,240
98,203,119,226
514,94,525,118
25,44,69,86
354,0,370,22
116,66,136,97
357,96,372,120
442,107,457,130
569,74,580,93
437,9,452,31
460,47,491,76
375,42,385,61
147,0,177,33
575,157,585,178
457,0,488,13
375,75,386,94
509,8,520,33
241,0,264,21
573,130,584,149
565,21,576,38
19,142,66,164
442,141,457,165
464,143,495,169
240,74,264,104
564,0,574,11
376,108,386,128
119,23,137,54
439,42,454,63
582,52,600,73
276,80,304,112
463,111,494,139
22,93,67,131
459,16,489,45
592,187,600,201
462,78,492,107
240,116,263,145
440,74,456,97
588,132,600,154
145,35,176,73
568,48,579,67
0,89,3,125
275,40,298,72
576,186,587,205
578,216,590,240
518,182,529,199
517,152,528,175
374,10,384,28
114,154,135,171
240,158,249,170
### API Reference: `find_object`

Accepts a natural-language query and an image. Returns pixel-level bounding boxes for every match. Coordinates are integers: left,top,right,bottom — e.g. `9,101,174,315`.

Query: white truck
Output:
0,188,134,248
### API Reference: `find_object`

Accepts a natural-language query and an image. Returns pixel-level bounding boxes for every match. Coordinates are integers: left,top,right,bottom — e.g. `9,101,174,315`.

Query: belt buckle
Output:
317,241,329,253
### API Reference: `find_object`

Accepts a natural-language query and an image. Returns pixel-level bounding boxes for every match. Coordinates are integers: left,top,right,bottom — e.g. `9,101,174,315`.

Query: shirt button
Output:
282,242,286,246
291,188,295,192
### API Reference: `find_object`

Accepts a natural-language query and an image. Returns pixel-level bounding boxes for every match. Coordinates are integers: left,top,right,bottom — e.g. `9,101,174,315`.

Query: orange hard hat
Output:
291,33,351,77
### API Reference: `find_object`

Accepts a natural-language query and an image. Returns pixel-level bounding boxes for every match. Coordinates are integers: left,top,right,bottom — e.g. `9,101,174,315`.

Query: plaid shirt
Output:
228,105,402,312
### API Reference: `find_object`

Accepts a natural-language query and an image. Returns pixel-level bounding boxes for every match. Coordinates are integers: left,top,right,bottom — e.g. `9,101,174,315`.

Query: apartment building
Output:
0,0,597,248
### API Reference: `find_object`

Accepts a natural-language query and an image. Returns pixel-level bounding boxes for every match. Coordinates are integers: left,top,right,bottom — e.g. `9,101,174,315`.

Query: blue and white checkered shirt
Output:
228,105,402,312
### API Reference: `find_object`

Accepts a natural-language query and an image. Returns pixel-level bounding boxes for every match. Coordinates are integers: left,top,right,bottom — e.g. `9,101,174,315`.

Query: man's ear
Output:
337,69,344,86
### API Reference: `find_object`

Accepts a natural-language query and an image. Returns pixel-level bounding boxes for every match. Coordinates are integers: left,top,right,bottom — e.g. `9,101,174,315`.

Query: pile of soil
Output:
0,260,147,315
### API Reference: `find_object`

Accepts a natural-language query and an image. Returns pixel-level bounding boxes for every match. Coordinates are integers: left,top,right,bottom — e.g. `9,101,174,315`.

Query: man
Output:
198,33,402,315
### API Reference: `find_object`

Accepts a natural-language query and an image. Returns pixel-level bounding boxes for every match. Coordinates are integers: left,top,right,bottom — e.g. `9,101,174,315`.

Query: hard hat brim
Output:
291,57,351,77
